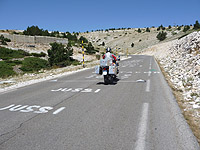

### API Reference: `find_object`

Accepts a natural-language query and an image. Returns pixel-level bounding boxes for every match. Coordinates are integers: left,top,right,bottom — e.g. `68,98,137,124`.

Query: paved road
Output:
0,55,199,150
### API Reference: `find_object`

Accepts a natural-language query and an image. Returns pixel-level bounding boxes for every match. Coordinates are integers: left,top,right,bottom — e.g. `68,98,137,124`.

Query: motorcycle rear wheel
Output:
104,75,113,84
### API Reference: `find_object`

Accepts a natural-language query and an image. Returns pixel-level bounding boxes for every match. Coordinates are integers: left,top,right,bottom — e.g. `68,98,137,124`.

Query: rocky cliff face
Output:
160,31,200,109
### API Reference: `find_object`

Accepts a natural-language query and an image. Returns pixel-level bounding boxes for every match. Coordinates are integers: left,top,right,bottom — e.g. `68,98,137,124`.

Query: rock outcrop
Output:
160,31,200,109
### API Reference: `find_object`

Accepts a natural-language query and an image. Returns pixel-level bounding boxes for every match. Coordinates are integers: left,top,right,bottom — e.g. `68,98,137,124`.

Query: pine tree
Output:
183,25,190,32
156,31,167,41
137,28,141,33
194,20,200,30
146,27,150,32
48,42,73,67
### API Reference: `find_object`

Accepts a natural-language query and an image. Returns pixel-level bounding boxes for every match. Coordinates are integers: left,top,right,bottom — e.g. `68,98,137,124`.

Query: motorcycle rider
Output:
103,47,119,74
103,47,117,63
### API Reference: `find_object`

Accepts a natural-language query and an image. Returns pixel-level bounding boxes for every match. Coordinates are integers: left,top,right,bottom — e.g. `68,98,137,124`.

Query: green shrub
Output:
177,26,181,30
66,32,78,41
137,28,141,33
183,25,190,32
156,31,167,41
146,27,150,32
0,47,30,60
0,35,11,45
0,61,16,78
71,60,81,66
31,52,46,57
79,36,88,43
157,25,165,31
194,20,200,30
85,42,98,54
5,60,22,66
23,25,50,36
48,42,73,67
20,57,49,72
172,31,177,35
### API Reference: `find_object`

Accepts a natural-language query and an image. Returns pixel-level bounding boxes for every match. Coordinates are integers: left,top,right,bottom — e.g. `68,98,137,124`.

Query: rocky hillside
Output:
81,27,191,54
160,31,200,109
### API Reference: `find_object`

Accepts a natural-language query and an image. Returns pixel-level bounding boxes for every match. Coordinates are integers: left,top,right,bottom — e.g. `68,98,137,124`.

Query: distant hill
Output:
80,26,195,54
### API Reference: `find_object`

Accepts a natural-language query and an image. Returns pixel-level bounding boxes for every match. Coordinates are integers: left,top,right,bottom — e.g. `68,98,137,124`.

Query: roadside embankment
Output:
140,31,200,143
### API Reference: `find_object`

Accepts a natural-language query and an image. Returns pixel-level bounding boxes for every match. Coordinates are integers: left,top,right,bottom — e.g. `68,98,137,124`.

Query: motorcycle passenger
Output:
103,47,117,64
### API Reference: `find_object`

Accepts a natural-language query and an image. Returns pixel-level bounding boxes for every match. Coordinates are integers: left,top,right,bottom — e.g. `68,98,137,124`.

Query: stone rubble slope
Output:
159,31,200,110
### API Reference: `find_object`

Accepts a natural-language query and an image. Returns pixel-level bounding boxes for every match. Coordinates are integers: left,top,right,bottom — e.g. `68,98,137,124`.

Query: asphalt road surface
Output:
0,55,199,150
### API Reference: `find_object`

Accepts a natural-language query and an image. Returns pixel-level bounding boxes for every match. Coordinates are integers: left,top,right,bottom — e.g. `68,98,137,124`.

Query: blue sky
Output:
0,0,199,32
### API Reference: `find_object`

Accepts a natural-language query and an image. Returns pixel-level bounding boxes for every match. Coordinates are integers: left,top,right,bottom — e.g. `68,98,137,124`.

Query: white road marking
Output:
51,88,62,92
136,79,146,83
124,74,131,77
118,81,137,83
9,105,28,111
135,103,149,150
51,88,100,93
0,104,15,110
145,80,150,92
148,71,151,77
149,57,152,70
0,104,61,115
50,79,58,82
94,89,101,93
121,77,128,79
96,75,103,79
52,107,66,115
81,88,92,93
86,74,96,78
72,88,83,92
34,106,53,113
61,88,70,92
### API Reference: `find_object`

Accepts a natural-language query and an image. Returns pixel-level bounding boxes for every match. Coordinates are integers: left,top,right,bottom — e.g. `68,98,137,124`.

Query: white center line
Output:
149,57,152,70
145,79,150,92
134,103,149,150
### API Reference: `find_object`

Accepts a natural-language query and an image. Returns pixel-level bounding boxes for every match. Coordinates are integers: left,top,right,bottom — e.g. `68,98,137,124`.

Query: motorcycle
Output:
95,58,119,84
